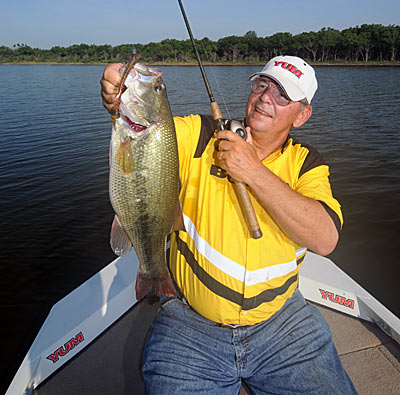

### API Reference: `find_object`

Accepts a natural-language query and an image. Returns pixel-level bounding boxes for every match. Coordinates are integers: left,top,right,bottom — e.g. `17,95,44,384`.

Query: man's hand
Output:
100,63,124,114
214,127,263,184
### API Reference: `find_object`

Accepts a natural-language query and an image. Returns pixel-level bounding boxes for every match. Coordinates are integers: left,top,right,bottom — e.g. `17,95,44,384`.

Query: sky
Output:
1,0,399,49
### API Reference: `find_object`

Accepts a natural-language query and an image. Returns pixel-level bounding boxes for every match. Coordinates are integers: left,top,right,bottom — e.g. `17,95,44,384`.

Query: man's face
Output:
245,77,306,136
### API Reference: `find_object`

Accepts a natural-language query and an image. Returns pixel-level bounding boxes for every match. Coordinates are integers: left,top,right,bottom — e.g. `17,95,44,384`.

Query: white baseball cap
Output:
249,56,318,104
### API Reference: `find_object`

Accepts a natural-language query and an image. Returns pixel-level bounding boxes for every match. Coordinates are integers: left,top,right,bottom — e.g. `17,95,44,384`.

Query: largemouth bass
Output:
109,62,178,300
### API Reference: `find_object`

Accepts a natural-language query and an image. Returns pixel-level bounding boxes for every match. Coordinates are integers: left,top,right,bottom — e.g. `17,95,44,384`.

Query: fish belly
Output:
109,121,178,296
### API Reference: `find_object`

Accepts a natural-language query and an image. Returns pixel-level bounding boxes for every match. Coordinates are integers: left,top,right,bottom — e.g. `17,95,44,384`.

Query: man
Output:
101,55,356,394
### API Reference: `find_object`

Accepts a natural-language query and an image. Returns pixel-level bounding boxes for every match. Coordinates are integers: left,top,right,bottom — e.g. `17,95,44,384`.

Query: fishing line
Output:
198,40,232,120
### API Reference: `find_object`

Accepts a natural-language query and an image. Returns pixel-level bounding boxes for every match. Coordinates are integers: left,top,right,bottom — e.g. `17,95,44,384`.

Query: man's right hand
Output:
100,63,124,114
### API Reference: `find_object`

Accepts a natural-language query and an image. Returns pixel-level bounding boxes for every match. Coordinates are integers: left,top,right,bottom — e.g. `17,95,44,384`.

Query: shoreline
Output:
1,61,400,67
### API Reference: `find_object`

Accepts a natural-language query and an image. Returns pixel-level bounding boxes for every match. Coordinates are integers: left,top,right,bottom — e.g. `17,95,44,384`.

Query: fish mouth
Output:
117,62,162,133
121,114,148,133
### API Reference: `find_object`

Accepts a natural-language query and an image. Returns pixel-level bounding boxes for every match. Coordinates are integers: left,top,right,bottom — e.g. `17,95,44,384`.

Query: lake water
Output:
0,64,399,391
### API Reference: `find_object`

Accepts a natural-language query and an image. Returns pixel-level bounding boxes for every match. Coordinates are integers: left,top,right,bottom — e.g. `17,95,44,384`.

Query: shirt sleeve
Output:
295,151,343,232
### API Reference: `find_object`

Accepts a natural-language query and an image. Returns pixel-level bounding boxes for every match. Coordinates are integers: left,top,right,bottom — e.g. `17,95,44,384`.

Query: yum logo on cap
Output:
273,61,304,79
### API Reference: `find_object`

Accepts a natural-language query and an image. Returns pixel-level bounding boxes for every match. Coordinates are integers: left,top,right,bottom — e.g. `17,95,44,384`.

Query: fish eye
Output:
154,83,163,92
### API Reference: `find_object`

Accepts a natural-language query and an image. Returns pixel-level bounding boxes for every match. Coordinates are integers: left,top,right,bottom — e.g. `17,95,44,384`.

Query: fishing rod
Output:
177,0,262,239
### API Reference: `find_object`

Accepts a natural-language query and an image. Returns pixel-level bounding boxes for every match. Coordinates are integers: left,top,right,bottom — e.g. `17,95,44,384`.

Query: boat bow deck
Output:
34,298,400,395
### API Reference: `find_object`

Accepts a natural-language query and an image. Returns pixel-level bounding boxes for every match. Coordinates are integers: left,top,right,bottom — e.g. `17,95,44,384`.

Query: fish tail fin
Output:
135,269,176,300
154,276,176,298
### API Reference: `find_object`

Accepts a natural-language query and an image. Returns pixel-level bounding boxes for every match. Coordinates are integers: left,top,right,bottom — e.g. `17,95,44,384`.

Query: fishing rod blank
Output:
177,0,262,239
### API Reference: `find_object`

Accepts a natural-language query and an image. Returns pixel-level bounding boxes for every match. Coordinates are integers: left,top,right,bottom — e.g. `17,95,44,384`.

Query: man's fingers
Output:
216,129,240,141
100,64,124,114
217,139,229,153
213,149,225,169
101,79,120,101
101,96,116,113
102,63,124,87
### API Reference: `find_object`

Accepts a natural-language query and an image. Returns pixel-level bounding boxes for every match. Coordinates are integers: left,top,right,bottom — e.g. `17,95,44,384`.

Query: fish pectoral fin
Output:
110,215,132,256
117,139,135,175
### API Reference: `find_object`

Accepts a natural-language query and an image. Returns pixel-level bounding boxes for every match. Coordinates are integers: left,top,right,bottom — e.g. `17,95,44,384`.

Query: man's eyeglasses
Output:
250,78,292,107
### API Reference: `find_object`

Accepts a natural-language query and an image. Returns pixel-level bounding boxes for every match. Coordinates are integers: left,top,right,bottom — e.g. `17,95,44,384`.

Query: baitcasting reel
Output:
222,119,247,140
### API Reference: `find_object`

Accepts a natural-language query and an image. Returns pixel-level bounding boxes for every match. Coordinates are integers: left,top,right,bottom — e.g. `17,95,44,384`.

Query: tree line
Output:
1,24,399,64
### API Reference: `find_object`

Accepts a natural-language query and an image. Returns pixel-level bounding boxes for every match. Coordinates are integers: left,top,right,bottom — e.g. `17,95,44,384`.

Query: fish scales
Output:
109,63,179,299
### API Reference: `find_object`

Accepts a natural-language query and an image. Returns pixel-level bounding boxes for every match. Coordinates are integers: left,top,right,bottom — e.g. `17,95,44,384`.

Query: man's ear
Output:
293,105,312,128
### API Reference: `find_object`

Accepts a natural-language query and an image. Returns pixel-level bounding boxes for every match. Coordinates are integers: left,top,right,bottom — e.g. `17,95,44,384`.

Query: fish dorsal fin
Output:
110,215,132,256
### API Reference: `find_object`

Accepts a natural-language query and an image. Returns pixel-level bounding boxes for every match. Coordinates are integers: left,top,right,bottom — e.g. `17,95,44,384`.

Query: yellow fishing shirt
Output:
169,114,343,325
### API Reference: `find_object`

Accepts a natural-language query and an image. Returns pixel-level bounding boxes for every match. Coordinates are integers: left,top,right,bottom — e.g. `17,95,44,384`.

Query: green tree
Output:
267,32,294,57
244,33,267,63
159,41,174,62
217,35,242,61
383,25,400,61
0,46,13,61
298,32,319,61
197,37,217,63
341,27,362,61
317,28,341,62
1,23,399,64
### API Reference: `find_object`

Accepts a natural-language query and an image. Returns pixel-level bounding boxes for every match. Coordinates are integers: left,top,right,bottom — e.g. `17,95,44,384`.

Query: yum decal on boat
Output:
319,289,355,310
46,332,85,363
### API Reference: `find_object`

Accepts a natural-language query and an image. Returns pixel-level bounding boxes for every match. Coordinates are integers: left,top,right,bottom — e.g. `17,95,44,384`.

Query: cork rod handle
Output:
233,182,263,239
211,101,262,239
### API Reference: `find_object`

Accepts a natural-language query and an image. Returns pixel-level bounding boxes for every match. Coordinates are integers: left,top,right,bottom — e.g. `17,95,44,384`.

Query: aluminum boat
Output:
6,251,400,394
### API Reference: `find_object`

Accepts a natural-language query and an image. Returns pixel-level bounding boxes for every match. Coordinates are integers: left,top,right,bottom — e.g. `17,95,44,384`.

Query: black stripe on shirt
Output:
194,114,216,158
318,200,342,232
297,254,305,266
175,233,298,310
175,233,244,305
242,274,298,310
297,142,326,179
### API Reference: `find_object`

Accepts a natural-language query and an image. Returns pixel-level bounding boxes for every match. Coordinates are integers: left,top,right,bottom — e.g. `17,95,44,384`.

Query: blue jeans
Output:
142,289,357,394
